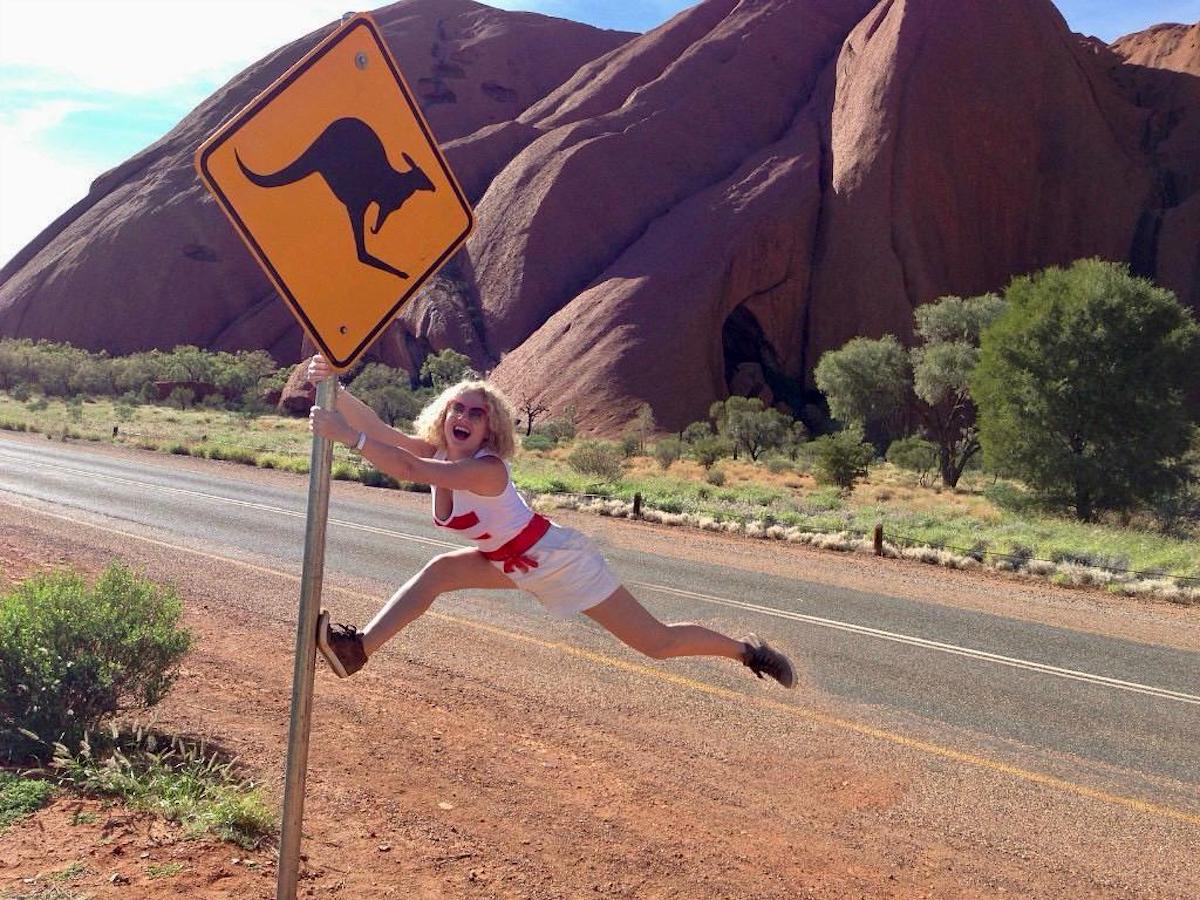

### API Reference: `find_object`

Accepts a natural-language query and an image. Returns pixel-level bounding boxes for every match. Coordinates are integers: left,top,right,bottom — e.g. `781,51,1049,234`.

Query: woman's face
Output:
443,389,490,457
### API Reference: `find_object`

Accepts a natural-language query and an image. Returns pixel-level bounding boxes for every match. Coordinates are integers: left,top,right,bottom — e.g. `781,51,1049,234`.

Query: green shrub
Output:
256,454,308,474
765,456,794,475
0,772,55,830
887,435,938,481
65,397,84,423
537,417,576,444
331,461,360,480
359,467,400,489
568,440,624,482
812,428,875,491
653,437,682,470
26,397,49,412
522,433,556,452
691,435,733,470
0,566,192,763
166,386,195,410
9,383,31,402
705,466,727,486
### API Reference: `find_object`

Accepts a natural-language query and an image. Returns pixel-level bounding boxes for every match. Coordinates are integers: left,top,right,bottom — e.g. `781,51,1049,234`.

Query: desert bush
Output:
523,433,556,452
0,565,192,763
0,772,55,830
653,437,682,470
705,466,727,486
9,383,31,402
691,435,733,470
166,386,195,410
811,428,875,491
887,436,938,483
568,439,624,482
765,456,794,475
536,417,576,444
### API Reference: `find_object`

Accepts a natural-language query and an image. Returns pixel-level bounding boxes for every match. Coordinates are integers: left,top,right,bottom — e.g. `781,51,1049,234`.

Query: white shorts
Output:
492,523,620,618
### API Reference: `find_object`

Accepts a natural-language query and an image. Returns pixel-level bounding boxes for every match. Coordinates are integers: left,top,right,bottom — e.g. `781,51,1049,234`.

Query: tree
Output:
972,259,1200,521
682,421,712,445
708,396,792,461
691,435,733,470
518,395,549,436
811,428,875,492
420,349,475,389
625,403,656,455
350,363,425,426
910,293,1006,486
814,294,1004,486
813,335,909,452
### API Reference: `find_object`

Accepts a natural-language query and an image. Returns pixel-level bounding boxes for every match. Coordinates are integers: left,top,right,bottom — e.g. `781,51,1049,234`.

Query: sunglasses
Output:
448,400,488,423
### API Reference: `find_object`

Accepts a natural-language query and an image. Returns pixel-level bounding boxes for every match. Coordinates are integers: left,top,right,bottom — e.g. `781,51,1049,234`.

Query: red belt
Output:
480,514,550,574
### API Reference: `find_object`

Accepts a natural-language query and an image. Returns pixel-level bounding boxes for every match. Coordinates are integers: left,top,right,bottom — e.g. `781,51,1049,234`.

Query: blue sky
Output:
1,0,1197,266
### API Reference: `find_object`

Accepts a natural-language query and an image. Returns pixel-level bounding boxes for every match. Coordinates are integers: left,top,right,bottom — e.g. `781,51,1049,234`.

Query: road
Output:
2,433,1198,896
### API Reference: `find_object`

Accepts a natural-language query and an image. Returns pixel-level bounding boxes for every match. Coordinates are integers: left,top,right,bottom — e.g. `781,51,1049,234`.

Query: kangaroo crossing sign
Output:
196,13,473,369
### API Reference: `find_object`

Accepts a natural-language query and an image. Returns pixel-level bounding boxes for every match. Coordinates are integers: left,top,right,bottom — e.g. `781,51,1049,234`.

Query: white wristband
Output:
353,431,367,452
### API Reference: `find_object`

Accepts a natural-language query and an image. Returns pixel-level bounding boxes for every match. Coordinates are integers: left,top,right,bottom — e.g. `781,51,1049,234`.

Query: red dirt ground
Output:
1,485,1197,898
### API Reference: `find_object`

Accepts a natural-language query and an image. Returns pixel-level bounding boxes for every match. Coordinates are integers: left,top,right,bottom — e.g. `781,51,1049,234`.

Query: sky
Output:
1,0,1198,267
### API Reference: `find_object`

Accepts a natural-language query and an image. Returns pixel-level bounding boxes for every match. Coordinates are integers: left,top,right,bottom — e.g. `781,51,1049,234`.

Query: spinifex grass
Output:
49,724,275,850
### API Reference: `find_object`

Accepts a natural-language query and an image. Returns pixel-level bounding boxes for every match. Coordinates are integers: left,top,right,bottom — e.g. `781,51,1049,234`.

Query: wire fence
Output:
879,527,1200,588
532,488,1200,590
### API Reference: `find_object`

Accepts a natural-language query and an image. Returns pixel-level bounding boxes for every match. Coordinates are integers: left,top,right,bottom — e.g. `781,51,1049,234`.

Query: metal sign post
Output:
277,377,336,899
193,13,475,898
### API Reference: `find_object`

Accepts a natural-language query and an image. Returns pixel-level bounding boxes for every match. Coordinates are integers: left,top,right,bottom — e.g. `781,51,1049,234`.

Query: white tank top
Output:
431,449,535,552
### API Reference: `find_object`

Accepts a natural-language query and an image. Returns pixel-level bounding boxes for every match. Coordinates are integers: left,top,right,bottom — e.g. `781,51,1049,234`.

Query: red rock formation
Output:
1111,22,1200,75
1108,21,1200,311
2,0,1197,435
485,0,1184,431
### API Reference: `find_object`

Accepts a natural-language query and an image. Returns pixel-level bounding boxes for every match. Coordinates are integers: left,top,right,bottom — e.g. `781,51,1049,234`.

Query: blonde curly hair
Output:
413,380,518,459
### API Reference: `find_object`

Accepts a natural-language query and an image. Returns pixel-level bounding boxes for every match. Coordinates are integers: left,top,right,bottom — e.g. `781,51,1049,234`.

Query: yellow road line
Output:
6,497,1200,828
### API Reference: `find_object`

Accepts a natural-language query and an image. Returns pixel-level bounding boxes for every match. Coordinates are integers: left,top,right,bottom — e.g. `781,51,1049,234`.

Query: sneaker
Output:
741,634,795,688
316,609,367,678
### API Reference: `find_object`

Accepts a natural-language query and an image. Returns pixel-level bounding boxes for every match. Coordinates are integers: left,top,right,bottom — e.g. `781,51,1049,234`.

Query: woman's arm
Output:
309,405,507,496
307,356,435,458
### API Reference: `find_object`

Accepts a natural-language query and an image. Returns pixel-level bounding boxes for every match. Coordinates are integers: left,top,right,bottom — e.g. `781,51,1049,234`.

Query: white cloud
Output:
0,101,100,263
0,0,356,95
0,0,359,265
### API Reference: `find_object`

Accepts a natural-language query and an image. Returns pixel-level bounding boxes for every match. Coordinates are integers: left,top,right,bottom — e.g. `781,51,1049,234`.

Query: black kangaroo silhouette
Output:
235,117,436,280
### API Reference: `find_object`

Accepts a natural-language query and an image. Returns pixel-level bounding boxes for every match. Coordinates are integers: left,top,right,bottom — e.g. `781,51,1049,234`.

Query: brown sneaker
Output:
741,634,795,688
316,610,367,678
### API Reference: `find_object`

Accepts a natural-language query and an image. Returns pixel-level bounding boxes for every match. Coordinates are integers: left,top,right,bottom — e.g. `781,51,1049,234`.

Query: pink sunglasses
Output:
448,400,488,423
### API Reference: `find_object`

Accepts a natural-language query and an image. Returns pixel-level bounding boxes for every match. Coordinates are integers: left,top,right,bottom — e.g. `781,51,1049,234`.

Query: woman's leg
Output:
361,547,515,657
583,586,748,661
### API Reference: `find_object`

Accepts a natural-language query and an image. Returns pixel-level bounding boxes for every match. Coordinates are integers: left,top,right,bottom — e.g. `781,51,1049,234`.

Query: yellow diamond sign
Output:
195,13,473,369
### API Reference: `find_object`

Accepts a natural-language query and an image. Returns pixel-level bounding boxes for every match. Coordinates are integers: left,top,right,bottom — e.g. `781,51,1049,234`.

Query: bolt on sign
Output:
195,12,474,369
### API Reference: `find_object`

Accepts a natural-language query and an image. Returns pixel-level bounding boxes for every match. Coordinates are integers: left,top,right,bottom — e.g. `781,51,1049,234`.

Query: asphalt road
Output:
1,435,1198,813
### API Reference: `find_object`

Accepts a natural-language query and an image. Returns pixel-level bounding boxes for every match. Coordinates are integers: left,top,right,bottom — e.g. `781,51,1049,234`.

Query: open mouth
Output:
451,425,471,441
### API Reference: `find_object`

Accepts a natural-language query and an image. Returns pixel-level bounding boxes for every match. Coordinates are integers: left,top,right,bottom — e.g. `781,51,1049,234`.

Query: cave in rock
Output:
720,304,808,415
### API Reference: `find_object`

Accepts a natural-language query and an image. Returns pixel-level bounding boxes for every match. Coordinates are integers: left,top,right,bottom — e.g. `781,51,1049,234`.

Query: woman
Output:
306,356,794,688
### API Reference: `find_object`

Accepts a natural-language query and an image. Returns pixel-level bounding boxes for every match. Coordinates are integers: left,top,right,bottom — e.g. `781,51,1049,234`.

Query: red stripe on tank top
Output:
435,512,480,530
